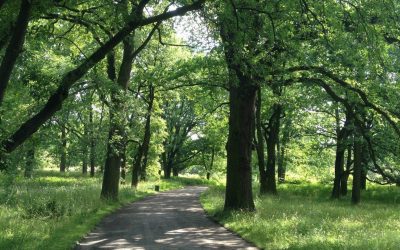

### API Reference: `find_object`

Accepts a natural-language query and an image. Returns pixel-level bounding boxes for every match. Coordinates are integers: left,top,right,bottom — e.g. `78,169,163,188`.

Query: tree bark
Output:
0,0,32,105
264,104,281,195
139,85,155,181
131,145,142,188
332,110,351,199
220,1,257,211
224,85,256,211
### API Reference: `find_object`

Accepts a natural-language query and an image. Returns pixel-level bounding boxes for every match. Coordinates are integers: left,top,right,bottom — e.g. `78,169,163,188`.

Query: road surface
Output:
75,186,258,249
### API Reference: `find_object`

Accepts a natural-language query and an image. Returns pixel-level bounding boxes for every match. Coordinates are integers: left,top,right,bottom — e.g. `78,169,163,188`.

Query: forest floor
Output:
75,186,257,249
201,183,400,250
0,171,213,249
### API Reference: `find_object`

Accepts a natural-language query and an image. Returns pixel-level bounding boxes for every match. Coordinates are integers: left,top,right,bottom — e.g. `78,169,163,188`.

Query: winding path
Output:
75,186,257,249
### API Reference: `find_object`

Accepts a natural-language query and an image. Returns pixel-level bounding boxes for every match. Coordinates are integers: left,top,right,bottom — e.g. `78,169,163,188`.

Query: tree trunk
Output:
173,166,179,177
255,87,267,194
101,121,122,200
89,107,96,177
332,110,351,199
277,142,286,183
139,85,154,181
60,123,67,172
120,145,126,181
352,135,362,204
24,143,34,178
164,159,172,179
265,104,281,195
341,145,352,196
224,85,256,211
131,145,142,188
82,147,88,175
82,124,88,175
0,0,32,105
360,142,368,190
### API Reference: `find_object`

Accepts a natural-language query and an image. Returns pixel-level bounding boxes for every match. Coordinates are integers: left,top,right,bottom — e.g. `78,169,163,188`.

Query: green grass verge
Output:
201,183,400,250
0,171,211,250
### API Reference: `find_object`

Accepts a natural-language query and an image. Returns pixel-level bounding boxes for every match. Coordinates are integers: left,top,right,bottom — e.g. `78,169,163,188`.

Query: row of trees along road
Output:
1,0,400,210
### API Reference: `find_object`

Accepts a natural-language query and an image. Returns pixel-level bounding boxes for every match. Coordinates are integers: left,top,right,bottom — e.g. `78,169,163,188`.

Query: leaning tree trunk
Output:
0,0,32,105
352,134,363,204
255,87,267,194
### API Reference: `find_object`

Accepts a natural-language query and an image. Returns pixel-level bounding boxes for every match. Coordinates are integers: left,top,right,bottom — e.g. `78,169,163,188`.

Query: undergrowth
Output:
201,183,400,250
0,170,211,250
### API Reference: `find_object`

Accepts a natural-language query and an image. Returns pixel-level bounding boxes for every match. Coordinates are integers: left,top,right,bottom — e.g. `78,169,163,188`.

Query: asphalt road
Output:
75,186,258,250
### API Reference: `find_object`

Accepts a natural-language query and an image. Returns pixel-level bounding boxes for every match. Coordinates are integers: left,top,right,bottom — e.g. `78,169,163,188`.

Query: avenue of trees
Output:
1,0,400,211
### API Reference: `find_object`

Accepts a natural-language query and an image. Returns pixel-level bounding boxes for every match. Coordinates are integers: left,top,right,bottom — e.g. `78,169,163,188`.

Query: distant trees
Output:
1,0,400,208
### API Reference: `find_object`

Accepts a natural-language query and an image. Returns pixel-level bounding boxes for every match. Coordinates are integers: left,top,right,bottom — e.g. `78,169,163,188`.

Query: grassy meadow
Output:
0,170,211,250
201,183,400,250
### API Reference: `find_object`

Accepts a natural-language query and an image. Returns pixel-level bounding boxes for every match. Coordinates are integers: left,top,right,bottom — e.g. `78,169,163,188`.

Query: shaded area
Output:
76,186,257,249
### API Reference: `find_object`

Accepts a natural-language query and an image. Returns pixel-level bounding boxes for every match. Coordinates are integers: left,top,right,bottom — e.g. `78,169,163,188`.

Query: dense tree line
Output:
1,0,400,210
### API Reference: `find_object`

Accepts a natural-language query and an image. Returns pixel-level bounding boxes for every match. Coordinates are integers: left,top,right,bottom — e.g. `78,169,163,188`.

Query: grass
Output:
201,183,400,250
0,170,211,250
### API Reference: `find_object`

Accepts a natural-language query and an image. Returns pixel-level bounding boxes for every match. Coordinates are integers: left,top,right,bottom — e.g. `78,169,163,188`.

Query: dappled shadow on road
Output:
76,186,257,250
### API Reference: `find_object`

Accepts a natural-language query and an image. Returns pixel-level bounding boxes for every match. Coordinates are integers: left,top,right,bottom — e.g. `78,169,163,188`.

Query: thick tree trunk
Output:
24,144,34,178
224,85,256,211
255,87,267,193
0,0,32,105
60,123,67,172
164,159,172,179
101,120,122,200
352,135,362,204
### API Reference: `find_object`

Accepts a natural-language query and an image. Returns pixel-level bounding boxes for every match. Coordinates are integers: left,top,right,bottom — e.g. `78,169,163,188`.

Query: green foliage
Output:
0,171,210,249
201,184,400,249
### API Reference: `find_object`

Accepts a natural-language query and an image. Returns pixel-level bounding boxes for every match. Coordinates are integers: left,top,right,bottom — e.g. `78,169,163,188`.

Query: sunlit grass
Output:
201,183,400,250
0,170,211,250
